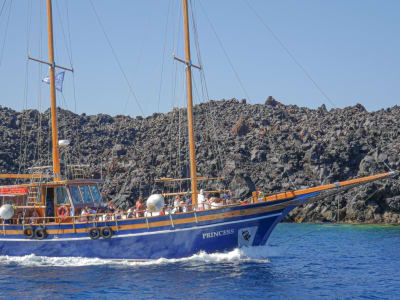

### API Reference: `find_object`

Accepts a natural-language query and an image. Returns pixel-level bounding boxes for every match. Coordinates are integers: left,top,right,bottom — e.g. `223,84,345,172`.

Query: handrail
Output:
0,201,243,226
154,176,224,182
0,174,50,179
162,189,230,197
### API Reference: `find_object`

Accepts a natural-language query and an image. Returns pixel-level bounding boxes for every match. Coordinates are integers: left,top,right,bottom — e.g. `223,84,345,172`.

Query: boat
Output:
0,0,397,260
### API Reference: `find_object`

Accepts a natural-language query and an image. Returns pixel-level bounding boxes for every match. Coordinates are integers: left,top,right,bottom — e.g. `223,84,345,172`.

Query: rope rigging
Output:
197,0,252,104
157,0,173,113
33,0,44,168
190,0,228,191
14,0,79,181
88,0,145,117
242,0,337,109
0,0,12,69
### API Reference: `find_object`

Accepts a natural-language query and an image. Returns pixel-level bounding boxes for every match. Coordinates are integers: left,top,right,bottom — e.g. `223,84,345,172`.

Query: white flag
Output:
42,71,65,92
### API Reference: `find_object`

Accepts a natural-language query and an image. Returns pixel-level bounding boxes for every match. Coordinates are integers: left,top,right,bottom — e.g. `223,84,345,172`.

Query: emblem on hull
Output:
238,226,258,247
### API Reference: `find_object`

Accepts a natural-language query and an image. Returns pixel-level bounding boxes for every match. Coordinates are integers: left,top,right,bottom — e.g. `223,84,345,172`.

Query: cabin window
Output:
79,186,93,203
56,187,69,205
89,185,102,203
70,186,83,204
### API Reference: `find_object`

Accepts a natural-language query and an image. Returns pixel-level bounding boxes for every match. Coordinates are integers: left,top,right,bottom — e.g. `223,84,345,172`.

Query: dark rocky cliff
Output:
0,98,399,224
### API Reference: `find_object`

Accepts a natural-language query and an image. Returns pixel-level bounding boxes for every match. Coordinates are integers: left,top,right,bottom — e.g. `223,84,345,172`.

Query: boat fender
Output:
0,204,14,220
89,228,100,240
146,194,165,212
57,206,70,219
35,227,47,240
23,226,35,239
101,226,113,239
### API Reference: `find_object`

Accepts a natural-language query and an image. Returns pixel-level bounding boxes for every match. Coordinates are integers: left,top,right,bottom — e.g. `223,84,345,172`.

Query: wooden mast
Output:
46,0,61,181
182,0,198,206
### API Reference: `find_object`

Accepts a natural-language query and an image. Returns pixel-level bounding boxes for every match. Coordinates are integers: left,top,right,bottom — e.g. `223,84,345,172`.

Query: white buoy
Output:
146,194,165,212
0,204,14,220
58,139,70,147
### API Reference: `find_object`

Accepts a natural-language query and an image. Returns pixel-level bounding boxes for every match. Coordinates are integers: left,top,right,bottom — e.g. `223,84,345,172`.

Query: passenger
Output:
179,197,185,211
108,201,116,213
197,189,206,210
136,196,145,217
100,209,107,221
165,206,172,215
210,197,224,209
258,190,265,202
127,207,135,218
184,196,192,212
79,207,88,222
114,208,122,220
158,206,166,216
204,194,211,210
16,212,23,224
173,195,181,214
224,191,234,205
86,206,96,221
103,209,114,221
30,210,39,224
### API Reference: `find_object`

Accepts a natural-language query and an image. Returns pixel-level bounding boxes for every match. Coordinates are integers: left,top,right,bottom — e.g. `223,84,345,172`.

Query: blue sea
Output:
1,223,399,299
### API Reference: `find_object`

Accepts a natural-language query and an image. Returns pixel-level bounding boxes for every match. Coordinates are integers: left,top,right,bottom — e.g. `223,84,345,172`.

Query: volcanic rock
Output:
0,100,399,224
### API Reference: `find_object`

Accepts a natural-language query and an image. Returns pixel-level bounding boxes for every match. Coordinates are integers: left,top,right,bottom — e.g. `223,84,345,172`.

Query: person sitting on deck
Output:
210,197,224,209
172,195,182,214
30,210,39,224
86,206,96,220
223,191,233,205
79,207,89,222
158,206,166,216
184,196,192,212
16,212,23,224
103,209,114,221
136,196,145,217
127,207,136,218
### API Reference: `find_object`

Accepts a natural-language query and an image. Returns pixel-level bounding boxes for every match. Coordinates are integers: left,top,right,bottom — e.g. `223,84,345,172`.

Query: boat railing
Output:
1,194,282,229
27,166,54,179
66,164,90,180
0,201,249,228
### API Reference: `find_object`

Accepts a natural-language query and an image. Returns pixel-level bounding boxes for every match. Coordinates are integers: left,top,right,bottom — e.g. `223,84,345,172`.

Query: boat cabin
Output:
0,179,105,223
45,179,105,217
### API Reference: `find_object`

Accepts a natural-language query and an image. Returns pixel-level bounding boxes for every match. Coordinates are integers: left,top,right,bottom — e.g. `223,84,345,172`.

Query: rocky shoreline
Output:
0,98,399,224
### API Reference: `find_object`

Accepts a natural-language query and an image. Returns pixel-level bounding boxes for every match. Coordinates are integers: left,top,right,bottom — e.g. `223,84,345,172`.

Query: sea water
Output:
0,223,399,299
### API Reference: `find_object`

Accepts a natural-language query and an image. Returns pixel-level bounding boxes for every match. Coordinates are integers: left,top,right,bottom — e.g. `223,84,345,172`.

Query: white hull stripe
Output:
0,212,282,242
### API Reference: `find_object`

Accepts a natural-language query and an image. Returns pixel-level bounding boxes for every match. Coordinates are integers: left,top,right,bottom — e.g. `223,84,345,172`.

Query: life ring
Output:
101,226,113,239
57,206,70,219
23,226,35,239
35,227,47,240
89,228,100,240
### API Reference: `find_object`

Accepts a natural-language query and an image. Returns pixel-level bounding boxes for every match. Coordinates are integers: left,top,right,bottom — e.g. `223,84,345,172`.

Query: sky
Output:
0,0,399,117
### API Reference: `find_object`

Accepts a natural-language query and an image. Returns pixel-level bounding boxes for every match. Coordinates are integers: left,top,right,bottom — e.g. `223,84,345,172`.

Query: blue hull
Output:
0,194,317,259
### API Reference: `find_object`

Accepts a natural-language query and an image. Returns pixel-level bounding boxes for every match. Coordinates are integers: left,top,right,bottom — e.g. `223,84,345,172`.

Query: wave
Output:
0,245,277,267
